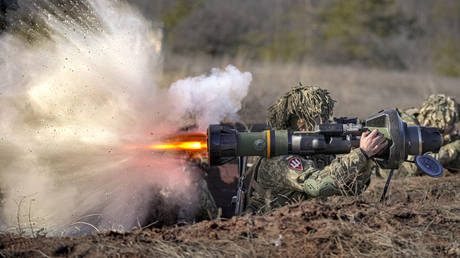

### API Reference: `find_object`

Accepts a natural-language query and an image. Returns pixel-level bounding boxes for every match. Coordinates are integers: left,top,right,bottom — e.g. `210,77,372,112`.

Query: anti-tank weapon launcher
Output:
207,109,444,215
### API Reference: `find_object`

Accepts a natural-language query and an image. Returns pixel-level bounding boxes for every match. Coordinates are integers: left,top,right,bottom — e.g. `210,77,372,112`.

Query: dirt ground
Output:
1,172,459,257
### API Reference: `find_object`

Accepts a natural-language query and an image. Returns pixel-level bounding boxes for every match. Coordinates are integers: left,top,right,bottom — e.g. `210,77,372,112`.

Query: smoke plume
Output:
169,65,252,129
0,0,251,235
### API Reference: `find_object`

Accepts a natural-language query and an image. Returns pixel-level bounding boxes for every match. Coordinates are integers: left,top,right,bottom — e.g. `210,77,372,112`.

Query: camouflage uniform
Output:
245,85,373,214
392,94,460,176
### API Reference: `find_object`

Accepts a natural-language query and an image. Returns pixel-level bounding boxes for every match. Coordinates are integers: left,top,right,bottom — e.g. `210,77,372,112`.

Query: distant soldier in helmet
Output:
244,84,388,214
396,94,460,176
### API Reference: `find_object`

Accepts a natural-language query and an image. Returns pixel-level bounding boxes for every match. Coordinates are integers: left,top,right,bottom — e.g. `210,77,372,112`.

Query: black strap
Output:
380,169,394,202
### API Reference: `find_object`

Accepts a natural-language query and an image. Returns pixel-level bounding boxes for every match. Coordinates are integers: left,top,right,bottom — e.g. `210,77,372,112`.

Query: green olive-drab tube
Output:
236,130,351,158
234,127,391,158
236,130,289,157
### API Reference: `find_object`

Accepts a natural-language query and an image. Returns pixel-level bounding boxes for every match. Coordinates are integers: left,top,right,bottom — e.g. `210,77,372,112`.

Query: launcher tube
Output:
207,109,443,168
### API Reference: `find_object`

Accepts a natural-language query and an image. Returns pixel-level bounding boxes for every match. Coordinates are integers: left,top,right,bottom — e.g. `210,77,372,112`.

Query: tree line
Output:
1,0,459,76
135,0,460,77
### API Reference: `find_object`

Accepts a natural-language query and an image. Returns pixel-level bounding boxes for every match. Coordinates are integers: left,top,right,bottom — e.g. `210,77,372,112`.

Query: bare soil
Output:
1,173,459,257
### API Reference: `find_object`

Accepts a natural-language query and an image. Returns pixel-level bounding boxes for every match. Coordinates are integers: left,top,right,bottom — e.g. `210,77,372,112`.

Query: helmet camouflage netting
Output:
267,84,335,130
417,94,459,132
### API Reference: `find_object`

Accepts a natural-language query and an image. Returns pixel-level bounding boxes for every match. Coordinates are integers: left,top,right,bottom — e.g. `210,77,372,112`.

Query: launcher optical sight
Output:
207,109,443,176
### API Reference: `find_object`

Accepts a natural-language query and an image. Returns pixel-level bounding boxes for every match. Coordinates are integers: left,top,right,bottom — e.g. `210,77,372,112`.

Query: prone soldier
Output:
392,94,459,176
244,85,387,214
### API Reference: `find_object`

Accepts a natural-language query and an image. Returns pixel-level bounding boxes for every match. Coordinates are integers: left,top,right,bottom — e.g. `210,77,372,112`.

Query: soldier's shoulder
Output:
396,107,420,125
259,155,309,170
445,139,460,148
404,107,419,116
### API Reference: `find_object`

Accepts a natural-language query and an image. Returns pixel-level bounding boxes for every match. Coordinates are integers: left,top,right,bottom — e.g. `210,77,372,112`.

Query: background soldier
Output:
395,94,459,176
245,85,387,214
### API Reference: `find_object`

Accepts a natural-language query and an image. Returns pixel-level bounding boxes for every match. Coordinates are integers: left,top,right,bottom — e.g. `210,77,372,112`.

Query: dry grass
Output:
2,174,458,257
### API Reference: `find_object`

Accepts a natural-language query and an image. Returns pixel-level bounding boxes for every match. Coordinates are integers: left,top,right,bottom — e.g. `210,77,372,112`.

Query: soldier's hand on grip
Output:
360,129,388,158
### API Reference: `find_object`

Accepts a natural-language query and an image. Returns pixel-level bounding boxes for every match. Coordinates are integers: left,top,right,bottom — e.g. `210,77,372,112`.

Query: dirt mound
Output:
1,174,459,257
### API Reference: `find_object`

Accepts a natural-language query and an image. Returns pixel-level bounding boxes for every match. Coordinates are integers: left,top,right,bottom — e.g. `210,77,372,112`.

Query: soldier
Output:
397,94,460,176
245,85,387,214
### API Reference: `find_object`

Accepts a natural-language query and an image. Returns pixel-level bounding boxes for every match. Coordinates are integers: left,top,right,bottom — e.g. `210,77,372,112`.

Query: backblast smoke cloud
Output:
0,0,252,235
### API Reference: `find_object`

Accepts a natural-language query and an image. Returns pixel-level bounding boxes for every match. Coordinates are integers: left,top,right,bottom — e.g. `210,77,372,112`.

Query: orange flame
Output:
149,141,207,151
126,132,208,159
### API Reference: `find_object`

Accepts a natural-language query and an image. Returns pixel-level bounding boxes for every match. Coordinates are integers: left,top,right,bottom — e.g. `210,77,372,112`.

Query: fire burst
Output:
127,132,208,159
149,141,207,151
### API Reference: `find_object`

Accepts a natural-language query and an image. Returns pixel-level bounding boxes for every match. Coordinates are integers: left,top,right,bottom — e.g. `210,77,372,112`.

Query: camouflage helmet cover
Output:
417,94,459,132
267,84,335,130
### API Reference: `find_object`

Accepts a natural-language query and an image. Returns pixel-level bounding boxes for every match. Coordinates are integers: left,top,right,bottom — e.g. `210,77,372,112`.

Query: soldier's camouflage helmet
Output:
267,84,335,130
417,94,459,132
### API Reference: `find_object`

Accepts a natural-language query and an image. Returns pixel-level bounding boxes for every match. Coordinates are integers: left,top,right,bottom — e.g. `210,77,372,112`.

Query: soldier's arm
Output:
304,129,387,197
303,148,371,197
397,107,420,126
257,130,386,198
257,149,371,198
429,140,460,166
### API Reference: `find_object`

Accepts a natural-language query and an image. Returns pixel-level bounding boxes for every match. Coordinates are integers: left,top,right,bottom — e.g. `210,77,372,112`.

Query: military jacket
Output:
245,148,371,214
431,139,460,172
